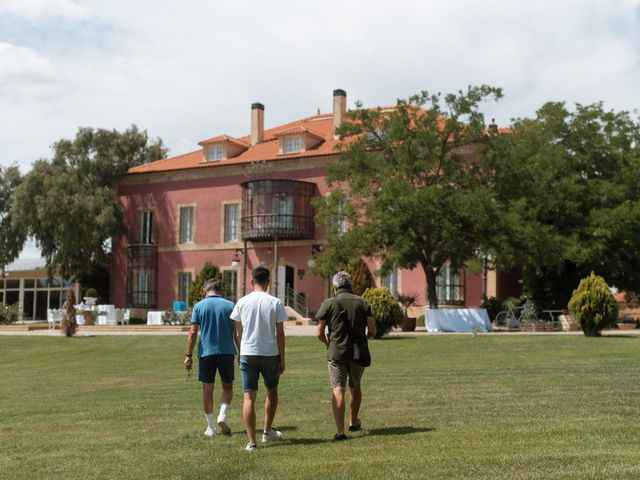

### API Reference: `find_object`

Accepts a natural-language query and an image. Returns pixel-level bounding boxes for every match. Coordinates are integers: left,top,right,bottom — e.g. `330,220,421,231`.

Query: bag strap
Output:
334,296,355,337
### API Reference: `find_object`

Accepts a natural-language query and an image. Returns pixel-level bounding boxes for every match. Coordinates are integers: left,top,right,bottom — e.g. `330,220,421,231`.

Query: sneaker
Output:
204,426,216,437
245,443,257,452
262,428,283,443
348,419,361,432
217,415,231,435
332,433,347,441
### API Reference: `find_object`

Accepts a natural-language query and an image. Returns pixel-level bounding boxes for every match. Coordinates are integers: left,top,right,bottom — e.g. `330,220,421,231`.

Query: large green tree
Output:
0,165,27,272
12,126,166,290
316,86,503,308
487,102,640,308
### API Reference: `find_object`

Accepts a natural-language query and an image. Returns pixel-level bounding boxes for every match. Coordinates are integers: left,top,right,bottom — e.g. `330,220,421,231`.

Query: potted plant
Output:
397,293,420,332
84,288,98,306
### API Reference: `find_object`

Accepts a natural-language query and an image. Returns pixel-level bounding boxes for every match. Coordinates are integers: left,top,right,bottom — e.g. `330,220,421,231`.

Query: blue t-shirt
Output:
191,295,236,357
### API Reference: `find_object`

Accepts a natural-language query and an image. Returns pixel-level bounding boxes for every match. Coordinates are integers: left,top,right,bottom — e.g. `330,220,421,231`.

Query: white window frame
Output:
283,136,303,154
223,203,240,243
437,261,465,305
208,145,224,162
381,267,399,296
179,205,195,244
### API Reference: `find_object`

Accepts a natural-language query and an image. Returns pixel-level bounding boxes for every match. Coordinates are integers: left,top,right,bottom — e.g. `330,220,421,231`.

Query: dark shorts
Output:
239,355,280,392
199,354,235,384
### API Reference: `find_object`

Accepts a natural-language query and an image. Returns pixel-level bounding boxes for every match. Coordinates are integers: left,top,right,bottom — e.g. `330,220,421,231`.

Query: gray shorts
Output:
328,358,364,389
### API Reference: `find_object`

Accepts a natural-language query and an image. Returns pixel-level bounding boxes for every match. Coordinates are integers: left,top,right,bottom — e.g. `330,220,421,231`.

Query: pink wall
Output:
114,163,491,314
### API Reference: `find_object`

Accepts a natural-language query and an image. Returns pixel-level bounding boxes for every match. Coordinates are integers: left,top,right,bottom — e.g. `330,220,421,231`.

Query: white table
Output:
425,308,492,333
147,311,165,325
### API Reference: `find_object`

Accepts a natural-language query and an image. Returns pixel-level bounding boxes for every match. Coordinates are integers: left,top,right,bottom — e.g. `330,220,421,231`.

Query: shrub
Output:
481,296,503,321
162,308,192,325
0,303,20,324
417,314,425,327
85,288,98,298
188,262,221,306
568,272,618,337
362,287,404,338
349,259,374,296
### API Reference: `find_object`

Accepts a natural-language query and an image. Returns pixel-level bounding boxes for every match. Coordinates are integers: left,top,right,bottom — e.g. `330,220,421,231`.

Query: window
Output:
437,262,465,305
335,198,348,235
224,204,240,243
274,193,293,229
381,268,399,296
136,270,153,306
178,272,192,304
283,136,303,154
208,145,224,161
140,210,153,244
179,206,195,244
223,270,238,302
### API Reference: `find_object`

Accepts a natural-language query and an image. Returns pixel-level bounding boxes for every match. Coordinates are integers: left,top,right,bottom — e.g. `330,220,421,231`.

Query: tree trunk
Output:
425,266,439,310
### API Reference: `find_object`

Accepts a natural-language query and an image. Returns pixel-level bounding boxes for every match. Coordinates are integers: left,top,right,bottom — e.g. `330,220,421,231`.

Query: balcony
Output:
127,244,157,308
241,179,317,241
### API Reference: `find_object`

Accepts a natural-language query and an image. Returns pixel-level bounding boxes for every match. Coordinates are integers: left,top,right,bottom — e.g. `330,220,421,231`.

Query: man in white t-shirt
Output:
231,266,287,451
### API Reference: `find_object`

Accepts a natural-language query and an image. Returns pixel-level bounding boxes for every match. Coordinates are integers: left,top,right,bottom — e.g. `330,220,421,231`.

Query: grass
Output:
1,334,640,479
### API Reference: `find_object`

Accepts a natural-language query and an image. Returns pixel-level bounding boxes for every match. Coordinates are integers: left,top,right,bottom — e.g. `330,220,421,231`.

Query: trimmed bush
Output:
568,272,618,337
188,262,221,306
0,303,20,324
362,287,404,338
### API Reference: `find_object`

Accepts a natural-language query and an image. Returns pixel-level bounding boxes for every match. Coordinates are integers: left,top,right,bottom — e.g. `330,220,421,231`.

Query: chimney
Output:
332,89,347,139
251,103,264,145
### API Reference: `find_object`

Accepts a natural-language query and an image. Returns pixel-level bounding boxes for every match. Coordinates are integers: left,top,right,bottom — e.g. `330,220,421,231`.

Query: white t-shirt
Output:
230,291,288,356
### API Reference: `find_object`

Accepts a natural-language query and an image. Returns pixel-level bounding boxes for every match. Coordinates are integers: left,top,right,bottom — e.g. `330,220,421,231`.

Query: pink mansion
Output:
111,90,516,317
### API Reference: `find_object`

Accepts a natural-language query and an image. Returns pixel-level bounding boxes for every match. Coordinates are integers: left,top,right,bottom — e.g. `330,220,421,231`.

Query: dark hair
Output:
203,278,223,293
252,266,270,285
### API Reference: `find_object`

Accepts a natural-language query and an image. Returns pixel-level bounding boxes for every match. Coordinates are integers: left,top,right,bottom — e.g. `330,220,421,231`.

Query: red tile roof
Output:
128,113,339,174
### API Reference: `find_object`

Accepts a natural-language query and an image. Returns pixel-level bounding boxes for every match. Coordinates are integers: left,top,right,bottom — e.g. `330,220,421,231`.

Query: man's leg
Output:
332,386,346,435
243,390,258,445
349,384,362,427
202,383,216,435
264,387,278,432
217,382,233,434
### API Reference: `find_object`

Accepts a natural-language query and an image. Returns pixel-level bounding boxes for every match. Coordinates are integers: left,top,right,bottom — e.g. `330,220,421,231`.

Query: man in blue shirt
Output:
184,279,237,437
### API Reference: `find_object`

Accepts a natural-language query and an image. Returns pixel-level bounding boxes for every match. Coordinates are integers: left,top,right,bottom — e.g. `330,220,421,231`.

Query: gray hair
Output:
332,271,352,289
203,278,223,293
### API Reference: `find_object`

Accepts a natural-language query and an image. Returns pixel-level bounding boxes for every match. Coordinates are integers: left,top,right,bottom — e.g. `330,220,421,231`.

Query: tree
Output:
487,102,640,308
12,126,166,290
0,165,27,272
188,261,222,306
316,86,503,308
568,272,619,337
349,259,374,296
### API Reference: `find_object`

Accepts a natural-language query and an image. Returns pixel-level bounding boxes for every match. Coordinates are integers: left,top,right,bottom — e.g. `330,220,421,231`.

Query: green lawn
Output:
1,334,640,479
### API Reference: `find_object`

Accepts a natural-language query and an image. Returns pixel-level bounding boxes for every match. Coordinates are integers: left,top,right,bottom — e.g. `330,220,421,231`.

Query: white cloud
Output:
0,0,89,20
0,42,55,97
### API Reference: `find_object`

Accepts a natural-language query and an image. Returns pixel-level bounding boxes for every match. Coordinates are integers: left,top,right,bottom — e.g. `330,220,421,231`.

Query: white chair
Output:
116,308,130,325
47,309,62,330
97,305,117,326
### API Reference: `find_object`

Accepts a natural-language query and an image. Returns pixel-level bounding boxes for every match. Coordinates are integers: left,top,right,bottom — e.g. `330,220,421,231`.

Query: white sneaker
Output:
217,415,231,435
204,426,216,437
245,443,257,452
262,428,283,443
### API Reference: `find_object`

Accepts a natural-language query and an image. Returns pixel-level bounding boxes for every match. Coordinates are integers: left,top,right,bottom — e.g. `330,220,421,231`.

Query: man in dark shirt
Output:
316,271,376,440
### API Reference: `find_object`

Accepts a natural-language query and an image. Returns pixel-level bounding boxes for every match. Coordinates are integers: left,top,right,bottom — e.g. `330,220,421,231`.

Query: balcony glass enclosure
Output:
241,180,316,241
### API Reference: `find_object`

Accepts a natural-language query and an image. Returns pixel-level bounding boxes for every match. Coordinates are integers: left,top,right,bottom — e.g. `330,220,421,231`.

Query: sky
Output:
2,0,640,257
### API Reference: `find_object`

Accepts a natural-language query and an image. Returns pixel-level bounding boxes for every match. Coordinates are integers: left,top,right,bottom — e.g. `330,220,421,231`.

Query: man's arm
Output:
233,321,243,355
184,323,199,370
276,322,286,375
317,320,329,346
366,316,377,339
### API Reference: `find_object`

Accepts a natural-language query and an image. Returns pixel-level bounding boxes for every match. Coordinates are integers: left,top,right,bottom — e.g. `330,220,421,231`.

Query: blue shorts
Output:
239,355,280,392
199,354,235,384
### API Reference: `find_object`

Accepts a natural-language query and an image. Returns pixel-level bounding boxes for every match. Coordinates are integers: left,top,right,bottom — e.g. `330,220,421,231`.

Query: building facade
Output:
111,90,510,317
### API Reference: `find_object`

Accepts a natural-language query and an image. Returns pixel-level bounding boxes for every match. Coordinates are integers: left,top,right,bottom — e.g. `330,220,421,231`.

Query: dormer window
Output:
208,145,224,162
283,136,303,154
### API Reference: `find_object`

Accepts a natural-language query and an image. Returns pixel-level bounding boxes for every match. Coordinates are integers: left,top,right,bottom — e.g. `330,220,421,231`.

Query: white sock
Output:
204,413,215,429
219,403,229,419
